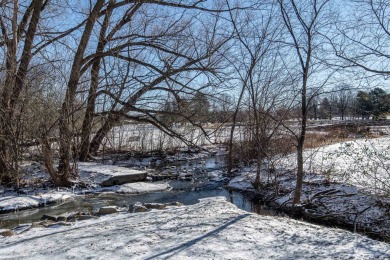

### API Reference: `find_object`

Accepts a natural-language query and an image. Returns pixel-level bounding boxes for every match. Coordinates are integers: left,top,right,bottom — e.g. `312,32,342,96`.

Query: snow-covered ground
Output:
105,123,243,151
0,192,73,214
0,138,390,255
0,197,389,259
228,136,390,241
0,162,172,214
278,137,390,194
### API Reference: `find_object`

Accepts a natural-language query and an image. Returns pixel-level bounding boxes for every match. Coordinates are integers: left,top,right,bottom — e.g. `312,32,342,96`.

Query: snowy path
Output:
0,197,389,259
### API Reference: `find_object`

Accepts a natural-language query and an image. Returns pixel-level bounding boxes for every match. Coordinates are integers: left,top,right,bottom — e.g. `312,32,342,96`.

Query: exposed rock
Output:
97,206,119,215
44,221,72,227
0,229,14,237
100,170,147,186
167,202,183,207
56,216,67,222
129,202,148,213
128,201,183,213
70,212,97,221
78,163,147,186
40,212,98,222
33,220,72,228
76,215,97,221
32,220,55,228
41,215,58,221
144,203,166,210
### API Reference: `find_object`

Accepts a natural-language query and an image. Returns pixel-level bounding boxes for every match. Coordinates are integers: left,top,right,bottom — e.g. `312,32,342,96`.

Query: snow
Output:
78,162,144,176
78,162,147,186
228,136,390,240
0,192,73,213
277,137,390,194
0,197,389,259
0,182,172,214
104,123,244,152
0,164,169,214
101,182,171,194
228,172,256,191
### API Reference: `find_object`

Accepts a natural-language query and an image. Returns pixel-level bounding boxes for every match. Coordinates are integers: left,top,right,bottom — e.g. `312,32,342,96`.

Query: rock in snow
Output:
114,182,171,194
97,206,119,215
78,162,147,186
0,197,389,259
0,229,13,237
128,202,148,213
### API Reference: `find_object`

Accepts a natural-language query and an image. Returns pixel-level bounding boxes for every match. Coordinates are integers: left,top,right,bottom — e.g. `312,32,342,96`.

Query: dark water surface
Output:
0,153,274,229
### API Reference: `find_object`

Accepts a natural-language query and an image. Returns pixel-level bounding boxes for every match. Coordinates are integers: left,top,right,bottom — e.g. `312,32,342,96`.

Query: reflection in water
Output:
0,153,280,229
0,187,272,229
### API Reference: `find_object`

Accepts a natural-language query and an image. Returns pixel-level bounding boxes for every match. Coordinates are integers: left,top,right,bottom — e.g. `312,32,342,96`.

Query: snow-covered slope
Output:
278,137,390,194
0,197,389,259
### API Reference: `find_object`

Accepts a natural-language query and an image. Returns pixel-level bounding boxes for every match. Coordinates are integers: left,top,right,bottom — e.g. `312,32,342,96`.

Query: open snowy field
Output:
0,197,389,259
104,123,244,151
228,136,390,241
277,136,390,194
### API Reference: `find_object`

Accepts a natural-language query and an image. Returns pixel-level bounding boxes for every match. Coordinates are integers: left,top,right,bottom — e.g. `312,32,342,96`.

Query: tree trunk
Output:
0,19,17,182
0,0,44,184
254,155,264,190
293,140,304,205
57,0,105,180
293,70,308,205
227,80,247,176
89,114,121,155
79,1,113,161
41,137,72,187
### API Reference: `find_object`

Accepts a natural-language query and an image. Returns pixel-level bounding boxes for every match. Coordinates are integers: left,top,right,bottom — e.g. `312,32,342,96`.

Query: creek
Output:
0,152,278,229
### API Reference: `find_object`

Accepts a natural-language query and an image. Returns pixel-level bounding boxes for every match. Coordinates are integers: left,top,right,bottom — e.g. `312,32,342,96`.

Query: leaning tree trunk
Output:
79,78,99,162
53,0,105,185
79,1,114,162
89,113,121,155
0,17,18,183
41,137,71,187
0,60,16,178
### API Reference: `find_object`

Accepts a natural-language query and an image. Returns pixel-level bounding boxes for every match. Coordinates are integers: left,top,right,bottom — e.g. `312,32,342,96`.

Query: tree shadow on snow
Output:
144,213,251,259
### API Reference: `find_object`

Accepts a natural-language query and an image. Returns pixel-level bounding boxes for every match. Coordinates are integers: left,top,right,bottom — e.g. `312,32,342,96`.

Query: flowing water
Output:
0,153,277,229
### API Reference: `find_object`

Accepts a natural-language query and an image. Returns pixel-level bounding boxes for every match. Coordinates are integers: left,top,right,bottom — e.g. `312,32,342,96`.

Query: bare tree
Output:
79,1,142,161
226,3,292,188
278,0,331,205
83,2,234,158
0,0,92,186
35,1,237,186
331,0,390,77
0,0,54,185
334,84,353,120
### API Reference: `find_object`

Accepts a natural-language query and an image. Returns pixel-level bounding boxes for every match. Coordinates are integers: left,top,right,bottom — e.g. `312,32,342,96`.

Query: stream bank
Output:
2,197,389,259
1,143,390,244
0,146,280,230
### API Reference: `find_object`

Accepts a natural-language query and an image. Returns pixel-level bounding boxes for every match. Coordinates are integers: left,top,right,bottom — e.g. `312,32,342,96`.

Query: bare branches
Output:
332,0,390,77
